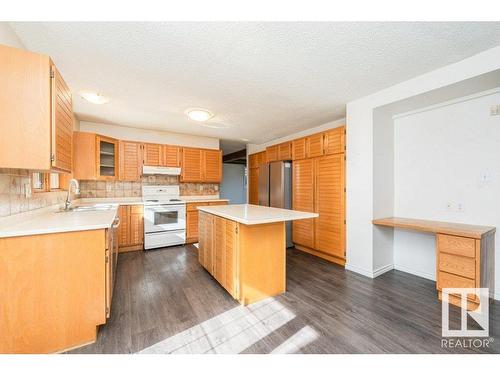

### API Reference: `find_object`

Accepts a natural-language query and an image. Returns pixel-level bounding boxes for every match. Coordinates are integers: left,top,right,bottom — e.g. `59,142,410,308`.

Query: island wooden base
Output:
198,211,286,305
0,230,107,353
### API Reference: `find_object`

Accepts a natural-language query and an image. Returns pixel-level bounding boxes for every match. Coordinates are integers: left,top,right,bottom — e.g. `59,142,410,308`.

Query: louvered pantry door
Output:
314,154,345,260
292,158,315,248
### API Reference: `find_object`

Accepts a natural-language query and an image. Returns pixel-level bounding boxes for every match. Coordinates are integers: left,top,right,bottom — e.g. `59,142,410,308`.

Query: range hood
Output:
142,166,181,175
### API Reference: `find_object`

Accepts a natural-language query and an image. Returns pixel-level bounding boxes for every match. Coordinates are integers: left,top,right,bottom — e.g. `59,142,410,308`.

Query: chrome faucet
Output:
64,179,80,210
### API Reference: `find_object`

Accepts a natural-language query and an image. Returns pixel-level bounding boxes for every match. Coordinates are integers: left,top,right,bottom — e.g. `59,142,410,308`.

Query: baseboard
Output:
345,263,393,278
394,264,436,281
344,263,374,278
373,263,394,277
492,291,500,301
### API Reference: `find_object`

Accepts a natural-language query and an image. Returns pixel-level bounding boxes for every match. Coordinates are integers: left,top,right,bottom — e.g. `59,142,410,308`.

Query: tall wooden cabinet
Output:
314,154,345,260
0,44,73,172
292,158,315,249
247,151,266,205
292,125,346,265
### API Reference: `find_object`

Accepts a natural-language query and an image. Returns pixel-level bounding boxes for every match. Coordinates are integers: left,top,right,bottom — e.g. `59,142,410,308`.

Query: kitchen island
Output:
197,204,318,305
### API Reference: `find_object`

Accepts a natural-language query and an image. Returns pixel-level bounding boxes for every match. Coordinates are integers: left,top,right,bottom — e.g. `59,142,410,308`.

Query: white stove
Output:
142,185,186,250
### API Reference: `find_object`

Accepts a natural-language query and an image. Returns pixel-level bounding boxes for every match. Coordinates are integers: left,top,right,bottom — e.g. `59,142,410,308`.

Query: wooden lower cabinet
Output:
118,205,144,252
186,201,228,243
0,229,111,353
198,211,286,305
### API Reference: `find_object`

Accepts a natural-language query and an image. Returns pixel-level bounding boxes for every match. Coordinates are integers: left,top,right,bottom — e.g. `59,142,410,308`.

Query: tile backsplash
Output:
0,169,68,217
79,175,219,198
0,171,219,217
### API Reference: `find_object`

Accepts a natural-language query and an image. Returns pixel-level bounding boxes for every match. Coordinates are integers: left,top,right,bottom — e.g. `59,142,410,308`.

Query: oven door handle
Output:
148,208,183,213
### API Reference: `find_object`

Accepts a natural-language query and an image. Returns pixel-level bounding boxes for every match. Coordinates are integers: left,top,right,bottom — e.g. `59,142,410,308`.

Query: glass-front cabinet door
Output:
97,135,119,179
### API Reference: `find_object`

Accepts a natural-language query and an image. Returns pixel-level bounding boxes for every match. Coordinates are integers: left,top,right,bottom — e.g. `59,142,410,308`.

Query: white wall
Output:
0,23,24,49
393,90,500,287
346,46,500,281
80,121,219,149
247,118,346,154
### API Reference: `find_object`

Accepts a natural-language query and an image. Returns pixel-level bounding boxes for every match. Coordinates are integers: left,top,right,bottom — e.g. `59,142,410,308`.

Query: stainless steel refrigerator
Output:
258,161,293,247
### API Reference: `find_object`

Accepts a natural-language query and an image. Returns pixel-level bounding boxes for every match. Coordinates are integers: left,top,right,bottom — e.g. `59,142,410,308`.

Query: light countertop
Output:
77,196,229,205
197,204,318,225
0,204,119,238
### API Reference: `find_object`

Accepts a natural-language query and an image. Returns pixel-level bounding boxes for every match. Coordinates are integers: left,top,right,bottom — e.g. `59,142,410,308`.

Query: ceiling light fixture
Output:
80,92,110,105
187,108,213,122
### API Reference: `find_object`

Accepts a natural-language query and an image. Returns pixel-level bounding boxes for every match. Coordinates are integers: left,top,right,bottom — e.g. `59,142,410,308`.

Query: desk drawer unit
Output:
438,253,475,279
437,234,475,257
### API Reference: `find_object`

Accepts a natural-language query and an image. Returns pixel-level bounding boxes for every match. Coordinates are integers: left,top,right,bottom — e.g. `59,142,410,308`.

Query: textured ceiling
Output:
10,22,500,144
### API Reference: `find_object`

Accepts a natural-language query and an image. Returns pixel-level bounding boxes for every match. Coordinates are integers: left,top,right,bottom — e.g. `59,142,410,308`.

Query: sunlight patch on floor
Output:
138,297,300,354
271,326,319,354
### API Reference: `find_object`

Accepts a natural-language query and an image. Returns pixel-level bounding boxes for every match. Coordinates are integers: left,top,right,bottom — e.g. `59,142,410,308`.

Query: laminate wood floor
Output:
69,245,500,354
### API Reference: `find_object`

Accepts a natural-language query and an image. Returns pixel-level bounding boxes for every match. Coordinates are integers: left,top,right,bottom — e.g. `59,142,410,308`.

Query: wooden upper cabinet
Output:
143,143,162,166
96,135,119,180
0,45,73,171
277,142,292,160
305,133,324,158
292,138,306,160
181,147,222,182
51,65,73,172
314,154,345,259
73,132,97,180
163,145,181,167
324,126,346,155
248,151,266,168
119,141,142,181
181,147,203,182
203,149,222,182
266,145,278,162
292,158,315,249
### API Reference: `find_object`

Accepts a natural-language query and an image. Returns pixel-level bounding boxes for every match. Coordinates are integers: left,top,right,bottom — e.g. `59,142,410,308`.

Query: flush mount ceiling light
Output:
186,108,213,122
80,92,110,105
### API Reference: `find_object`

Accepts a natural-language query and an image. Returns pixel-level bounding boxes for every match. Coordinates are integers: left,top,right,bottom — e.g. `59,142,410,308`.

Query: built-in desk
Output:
373,217,496,308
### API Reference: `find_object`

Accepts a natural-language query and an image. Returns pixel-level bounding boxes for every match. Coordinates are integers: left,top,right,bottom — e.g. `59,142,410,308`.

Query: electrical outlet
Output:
214,185,219,191
490,104,500,116
457,203,465,212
